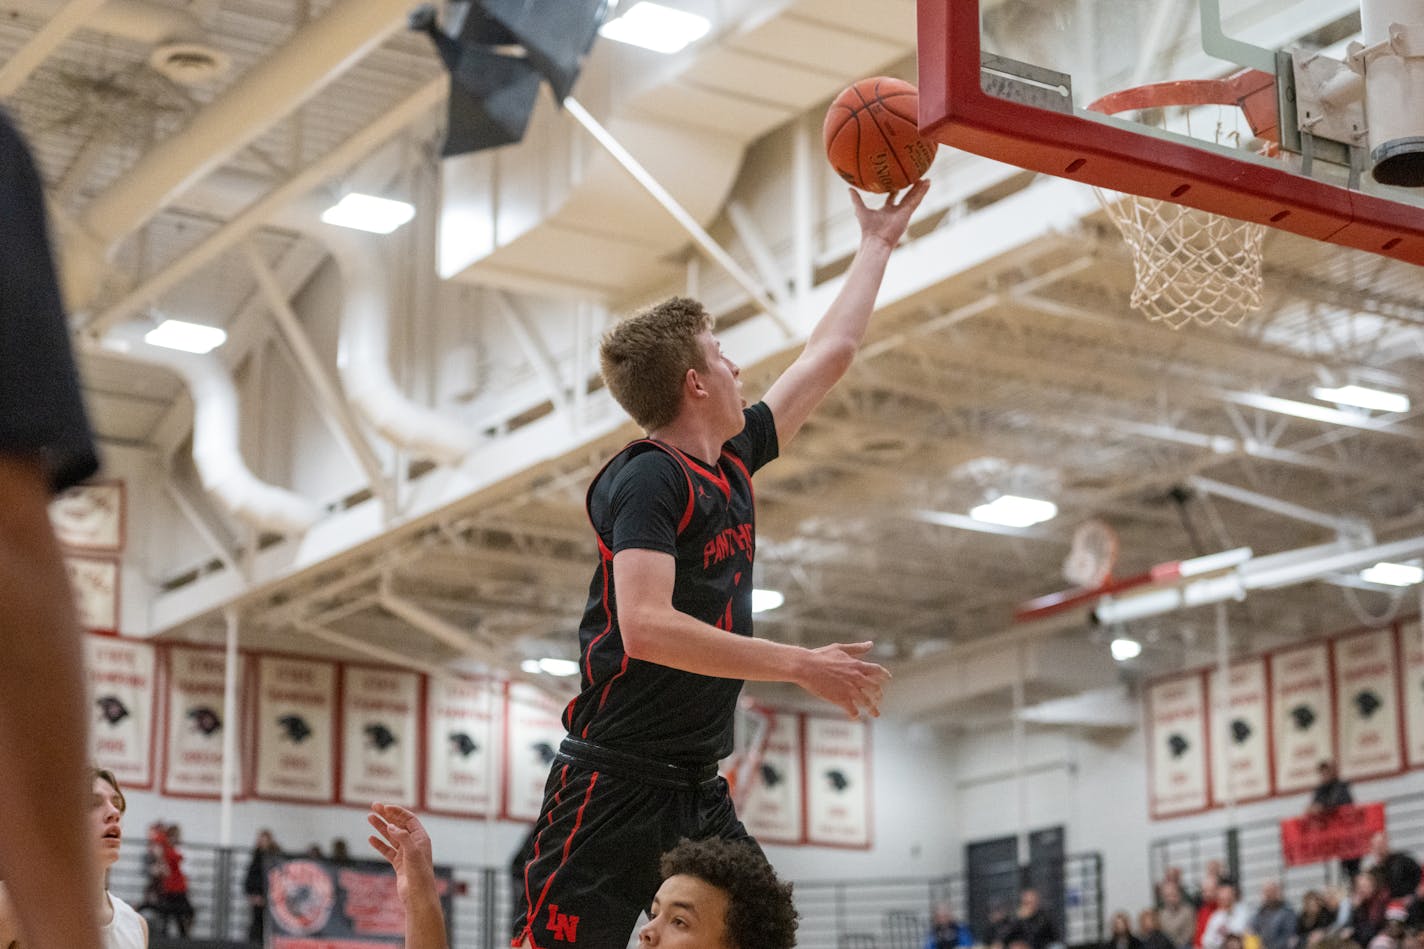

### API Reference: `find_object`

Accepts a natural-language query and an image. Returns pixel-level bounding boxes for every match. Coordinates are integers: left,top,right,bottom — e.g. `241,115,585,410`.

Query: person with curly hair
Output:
643,837,798,949
367,805,797,949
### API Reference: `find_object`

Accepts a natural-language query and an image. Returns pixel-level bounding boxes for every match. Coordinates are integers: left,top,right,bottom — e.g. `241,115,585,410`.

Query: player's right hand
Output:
796,641,891,719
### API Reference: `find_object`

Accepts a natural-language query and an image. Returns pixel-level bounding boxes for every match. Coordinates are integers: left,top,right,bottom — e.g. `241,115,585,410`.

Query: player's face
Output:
91,776,124,868
638,874,733,949
696,331,744,433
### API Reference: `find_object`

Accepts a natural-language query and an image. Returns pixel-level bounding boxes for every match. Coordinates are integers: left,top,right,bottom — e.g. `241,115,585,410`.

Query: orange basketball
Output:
823,77,935,194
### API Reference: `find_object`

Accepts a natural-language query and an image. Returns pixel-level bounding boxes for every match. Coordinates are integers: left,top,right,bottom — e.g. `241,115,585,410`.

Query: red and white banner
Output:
1280,802,1387,866
254,656,337,802
1403,621,1424,768
424,676,502,817
340,667,420,807
83,635,156,789
66,555,120,634
1209,659,1272,805
742,710,804,844
1333,629,1403,779
1270,643,1334,793
1147,673,1210,816
503,683,568,822
804,717,871,848
50,481,124,551
163,647,241,798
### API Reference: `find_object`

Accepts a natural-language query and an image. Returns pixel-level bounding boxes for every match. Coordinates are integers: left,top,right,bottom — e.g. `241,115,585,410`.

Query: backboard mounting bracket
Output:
981,53,1073,115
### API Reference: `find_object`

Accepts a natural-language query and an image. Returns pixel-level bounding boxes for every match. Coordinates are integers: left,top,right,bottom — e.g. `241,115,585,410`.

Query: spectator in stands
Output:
1104,911,1143,949
1298,890,1336,944
244,829,280,945
1366,904,1407,949
1005,888,1060,949
154,823,194,938
331,839,351,863
926,902,973,949
1200,878,1251,949
305,844,324,859
1252,880,1297,949
1362,834,1422,901
986,903,1014,949
1308,761,1360,879
1160,880,1198,948
1141,908,1179,949
1158,868,1187,907
1347,872,1390,948
1194,869,1223,949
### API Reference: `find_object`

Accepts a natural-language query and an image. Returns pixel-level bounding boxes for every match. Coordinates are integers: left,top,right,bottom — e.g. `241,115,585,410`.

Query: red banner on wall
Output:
1280,802,1386,866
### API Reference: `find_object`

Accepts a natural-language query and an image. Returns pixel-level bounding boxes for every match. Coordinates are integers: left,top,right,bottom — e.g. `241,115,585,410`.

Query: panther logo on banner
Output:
268,859,336,935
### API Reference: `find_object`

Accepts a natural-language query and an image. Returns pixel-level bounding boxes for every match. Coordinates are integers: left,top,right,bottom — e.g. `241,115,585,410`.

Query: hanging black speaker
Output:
412,0,607,156
472,0,609,103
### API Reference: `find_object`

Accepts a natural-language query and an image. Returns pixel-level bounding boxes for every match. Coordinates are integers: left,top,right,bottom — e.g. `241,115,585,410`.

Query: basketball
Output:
823,76,936,193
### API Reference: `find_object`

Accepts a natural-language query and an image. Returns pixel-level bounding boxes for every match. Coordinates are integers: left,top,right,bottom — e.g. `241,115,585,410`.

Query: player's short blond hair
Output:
599,297,713,432
93,767,126,812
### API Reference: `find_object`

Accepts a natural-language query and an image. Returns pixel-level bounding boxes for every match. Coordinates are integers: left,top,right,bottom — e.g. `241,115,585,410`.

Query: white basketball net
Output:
1094,188,1266,329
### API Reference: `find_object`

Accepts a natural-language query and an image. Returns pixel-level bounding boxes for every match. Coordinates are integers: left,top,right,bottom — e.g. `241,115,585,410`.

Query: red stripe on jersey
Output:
526,771,601,940
671,446,731,499
520,765,570,943
723,450,752,495
594,654,631,716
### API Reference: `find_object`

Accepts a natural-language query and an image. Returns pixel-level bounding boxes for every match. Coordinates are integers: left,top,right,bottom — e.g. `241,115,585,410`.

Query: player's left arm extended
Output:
763,179,928,448
367,804,448,949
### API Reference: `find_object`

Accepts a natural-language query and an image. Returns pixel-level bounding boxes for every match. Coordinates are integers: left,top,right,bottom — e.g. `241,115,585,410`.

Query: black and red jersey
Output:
561,402,779,766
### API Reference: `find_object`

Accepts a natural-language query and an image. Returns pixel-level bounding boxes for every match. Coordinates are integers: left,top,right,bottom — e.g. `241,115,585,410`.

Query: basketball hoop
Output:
721,700,772,808
1087,71,1279,330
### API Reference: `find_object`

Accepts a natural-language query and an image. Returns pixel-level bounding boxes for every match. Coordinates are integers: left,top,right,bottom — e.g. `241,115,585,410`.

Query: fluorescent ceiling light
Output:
599,2,709,54
1311,384,1410,414
1110,638,1142,661
520,659,542,675
537,657,580,677
1359,562,1423,587
751,588,784,614
144,319,227,354
970,494,1058,528
320,193,415,234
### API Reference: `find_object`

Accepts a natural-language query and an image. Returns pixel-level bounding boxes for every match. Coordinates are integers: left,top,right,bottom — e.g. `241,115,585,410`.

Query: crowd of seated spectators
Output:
1110,833,1424,949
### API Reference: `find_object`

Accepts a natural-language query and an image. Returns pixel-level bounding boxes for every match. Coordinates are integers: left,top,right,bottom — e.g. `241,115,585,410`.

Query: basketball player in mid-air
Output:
513,178,930,949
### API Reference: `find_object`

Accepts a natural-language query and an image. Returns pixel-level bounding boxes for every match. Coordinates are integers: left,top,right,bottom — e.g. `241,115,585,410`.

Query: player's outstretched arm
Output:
616,549,890,718
763,179,929,448
367,803,448,949
0,456,103,949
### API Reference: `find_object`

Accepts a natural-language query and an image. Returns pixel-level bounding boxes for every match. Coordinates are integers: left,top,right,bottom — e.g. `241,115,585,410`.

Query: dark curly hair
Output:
659,838,797,949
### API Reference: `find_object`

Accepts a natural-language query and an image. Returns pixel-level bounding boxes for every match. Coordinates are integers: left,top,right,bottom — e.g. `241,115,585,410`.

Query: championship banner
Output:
424,676,502,817
340,667,420,807
742,710,804,844
50,481,124,551
1280,802,1387,866
254,656,337,803
1333,629,1403,779
804,716,871,848
66,555,120,634
1209,659,1272,805
1146,673,1209,817
163,646,241,798
84,635,156,789
1403,620,1424,768
266,856,453,948
1270,644,1334,794
503,683,568,822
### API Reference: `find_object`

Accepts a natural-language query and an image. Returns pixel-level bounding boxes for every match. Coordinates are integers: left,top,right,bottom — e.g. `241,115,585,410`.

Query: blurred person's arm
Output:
368,804,447,949
0,456,103,949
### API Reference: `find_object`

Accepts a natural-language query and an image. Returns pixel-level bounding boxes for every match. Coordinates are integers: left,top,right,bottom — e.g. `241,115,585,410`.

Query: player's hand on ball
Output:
368,802,436,905
798,641,892,719
852,178,930,249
